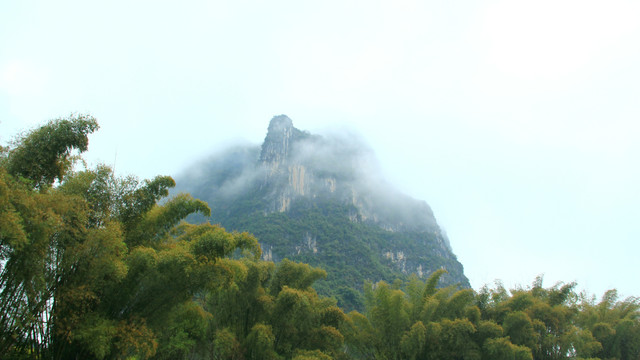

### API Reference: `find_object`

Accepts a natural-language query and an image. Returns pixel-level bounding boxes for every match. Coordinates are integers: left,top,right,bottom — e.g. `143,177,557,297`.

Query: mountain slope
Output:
176,115,469,310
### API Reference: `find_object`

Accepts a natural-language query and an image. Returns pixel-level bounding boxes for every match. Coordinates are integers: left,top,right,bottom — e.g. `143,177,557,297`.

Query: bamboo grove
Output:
1,115,638,359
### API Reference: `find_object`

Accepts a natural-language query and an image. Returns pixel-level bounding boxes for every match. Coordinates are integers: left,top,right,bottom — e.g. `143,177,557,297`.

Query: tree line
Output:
1,115,638,359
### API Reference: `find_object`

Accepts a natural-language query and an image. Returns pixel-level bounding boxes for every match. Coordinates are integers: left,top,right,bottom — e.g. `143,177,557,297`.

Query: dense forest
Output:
1,115,639,359
186,187,467,312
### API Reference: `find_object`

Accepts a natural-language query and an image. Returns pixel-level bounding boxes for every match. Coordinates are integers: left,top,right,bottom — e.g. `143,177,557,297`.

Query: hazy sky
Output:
2,1,639,298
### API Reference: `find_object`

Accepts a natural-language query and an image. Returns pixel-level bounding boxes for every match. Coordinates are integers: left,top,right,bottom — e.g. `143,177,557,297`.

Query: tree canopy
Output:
1,115,638,359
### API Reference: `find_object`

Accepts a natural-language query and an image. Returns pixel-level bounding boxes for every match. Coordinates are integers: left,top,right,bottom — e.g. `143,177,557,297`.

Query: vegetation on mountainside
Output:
214,194,466,312
180,169,467,312
1,116,638,359
175,115,469,312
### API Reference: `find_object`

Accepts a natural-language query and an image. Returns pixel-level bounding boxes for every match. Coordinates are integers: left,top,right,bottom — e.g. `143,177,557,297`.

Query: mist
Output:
175,119,444,237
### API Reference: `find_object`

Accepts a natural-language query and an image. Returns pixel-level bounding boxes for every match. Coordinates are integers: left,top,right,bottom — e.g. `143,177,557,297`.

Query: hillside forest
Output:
1,115,639,359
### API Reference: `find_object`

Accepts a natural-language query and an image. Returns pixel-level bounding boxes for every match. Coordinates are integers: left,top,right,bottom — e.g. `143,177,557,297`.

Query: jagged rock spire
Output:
259,115,299,164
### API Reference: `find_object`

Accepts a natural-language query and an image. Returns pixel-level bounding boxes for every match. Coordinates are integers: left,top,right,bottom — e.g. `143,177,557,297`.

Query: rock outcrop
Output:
175,115,468,310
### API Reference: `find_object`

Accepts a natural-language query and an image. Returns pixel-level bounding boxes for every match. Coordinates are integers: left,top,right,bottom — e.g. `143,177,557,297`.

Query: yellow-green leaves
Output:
503,311,536,349
270,259,327,294
245,324,278,360
70,314,117,359
187,223,252,260
6,114,98,189
206,256,347,359
483,337,533,360
0,118,274,359
213,328,243,360
400,321,427,359
0,168,29,255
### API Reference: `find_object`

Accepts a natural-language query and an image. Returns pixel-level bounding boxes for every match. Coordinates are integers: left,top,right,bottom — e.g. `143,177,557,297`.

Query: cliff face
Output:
176,115,468,310
258,115,330,212
258,115,441,233
259,115,303,171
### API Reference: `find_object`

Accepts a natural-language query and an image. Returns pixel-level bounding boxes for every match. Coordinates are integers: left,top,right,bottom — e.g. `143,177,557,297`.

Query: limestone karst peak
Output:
259,115,305,164
267,114,294,133
174,115,470,310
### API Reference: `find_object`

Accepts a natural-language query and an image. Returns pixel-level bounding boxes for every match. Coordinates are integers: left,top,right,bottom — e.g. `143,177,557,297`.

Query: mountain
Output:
175,115,469,310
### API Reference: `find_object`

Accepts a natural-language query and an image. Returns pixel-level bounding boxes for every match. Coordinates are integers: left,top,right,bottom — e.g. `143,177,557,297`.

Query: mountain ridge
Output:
175,115,469,310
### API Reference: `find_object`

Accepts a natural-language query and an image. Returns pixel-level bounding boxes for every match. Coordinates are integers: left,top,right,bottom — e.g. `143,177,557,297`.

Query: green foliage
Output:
503,311,536,349
424,268,448,299
154,301,212,359
212,328,242,360
339,273,640,360
345,272,488,360
245,324,279,360
270,258,327,294
400,321,427,360
6,114,99,189
207,256,347,359
292,349,333,360
2,116,640,360
483,337,533,360
475,320,504,345
182,181,470,312
576,289,640,359
0,118,260,359
365,281,411,359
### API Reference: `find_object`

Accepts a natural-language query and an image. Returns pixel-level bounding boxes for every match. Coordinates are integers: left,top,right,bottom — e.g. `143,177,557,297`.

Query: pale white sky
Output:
2,0,639,298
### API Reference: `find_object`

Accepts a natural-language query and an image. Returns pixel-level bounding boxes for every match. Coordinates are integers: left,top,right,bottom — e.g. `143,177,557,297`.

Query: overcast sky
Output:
2,0,639,299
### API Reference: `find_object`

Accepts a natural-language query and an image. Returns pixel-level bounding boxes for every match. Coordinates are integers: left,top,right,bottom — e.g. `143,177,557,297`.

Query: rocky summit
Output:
175,115,469,310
